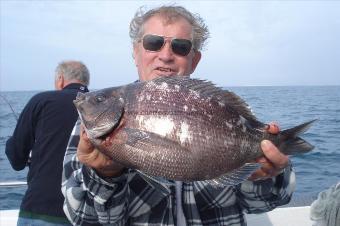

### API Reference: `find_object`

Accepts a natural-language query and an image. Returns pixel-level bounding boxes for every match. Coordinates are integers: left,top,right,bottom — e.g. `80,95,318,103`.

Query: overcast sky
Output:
1,0,339,91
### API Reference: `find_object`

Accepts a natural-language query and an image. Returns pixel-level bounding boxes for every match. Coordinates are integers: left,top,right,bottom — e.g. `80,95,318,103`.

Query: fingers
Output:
77,143,115,171
248,157,275,180
249,140,289,181
80,124,90,142
78,125,94,155
265,122,280,134
85,150,124,177
77,124,124,177
96,160,125,178
86,149,112,169
261,140,288,170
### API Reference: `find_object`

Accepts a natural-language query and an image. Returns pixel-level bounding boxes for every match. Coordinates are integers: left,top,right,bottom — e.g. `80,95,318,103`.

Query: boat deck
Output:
1,206,314,226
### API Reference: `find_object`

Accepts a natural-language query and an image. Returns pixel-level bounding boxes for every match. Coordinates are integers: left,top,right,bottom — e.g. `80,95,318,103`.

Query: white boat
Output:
0,181,316,226
0,209,19,226
0,207,313,226
247,206,313,226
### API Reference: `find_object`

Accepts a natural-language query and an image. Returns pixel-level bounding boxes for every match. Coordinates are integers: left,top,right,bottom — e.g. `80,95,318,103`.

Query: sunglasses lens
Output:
171,39,192,56
143,35,164,51
142,34,193,56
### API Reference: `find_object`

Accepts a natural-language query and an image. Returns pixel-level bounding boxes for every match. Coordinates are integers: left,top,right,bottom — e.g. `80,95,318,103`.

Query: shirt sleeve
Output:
61,120,129,225
236,162,295,214
5,96,39,170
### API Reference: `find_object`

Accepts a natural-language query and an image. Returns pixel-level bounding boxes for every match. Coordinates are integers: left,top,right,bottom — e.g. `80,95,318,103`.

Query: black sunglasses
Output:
142,34,193,56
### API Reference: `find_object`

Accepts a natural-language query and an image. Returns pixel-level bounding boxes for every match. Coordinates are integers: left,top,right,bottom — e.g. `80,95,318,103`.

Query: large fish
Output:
74,76,315,186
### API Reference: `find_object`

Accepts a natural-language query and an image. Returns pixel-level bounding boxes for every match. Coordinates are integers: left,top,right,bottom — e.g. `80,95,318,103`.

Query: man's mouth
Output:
156,67,175,73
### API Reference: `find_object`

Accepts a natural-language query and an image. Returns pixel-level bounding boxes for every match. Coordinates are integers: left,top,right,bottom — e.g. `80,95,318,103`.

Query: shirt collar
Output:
62,83,89,92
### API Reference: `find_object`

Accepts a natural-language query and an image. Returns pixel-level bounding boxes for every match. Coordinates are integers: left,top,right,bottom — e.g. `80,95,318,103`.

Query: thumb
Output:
78,126,94,155
261,140,288,169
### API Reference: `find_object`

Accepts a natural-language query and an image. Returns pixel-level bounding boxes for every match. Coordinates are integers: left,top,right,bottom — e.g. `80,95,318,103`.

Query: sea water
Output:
0,86,339,209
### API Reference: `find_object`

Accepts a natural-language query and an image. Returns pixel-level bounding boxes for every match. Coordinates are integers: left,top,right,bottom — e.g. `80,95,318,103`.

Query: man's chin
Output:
154,72,180,78
143,72,180,81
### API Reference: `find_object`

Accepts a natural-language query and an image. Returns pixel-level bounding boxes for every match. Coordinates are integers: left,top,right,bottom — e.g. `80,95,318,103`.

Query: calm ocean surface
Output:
0,86,339,210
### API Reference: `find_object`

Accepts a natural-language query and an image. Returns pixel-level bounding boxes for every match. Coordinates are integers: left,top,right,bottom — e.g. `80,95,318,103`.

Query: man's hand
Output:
248,122,290,181
77,125,124,177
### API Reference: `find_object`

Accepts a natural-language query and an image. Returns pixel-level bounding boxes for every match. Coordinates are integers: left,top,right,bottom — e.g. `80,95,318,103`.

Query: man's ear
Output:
133,44,139,67
190,51,202,73
55,74,64,90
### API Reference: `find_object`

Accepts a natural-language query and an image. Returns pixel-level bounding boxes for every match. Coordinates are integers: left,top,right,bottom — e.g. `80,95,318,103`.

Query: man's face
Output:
133,15,201,82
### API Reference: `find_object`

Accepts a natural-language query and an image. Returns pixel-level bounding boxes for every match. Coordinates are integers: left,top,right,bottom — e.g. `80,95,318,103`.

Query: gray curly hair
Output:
55,61,90,86
129,5,210,51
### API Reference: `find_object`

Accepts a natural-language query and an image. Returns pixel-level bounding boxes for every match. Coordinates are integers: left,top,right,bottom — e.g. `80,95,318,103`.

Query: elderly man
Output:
6,61,90,225
62,6,293,226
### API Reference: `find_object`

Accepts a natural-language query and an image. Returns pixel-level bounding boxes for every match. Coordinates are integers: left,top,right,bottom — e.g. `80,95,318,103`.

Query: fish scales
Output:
113,82,250,179
125,81,253,172
126,81,244,144
74,76,315,184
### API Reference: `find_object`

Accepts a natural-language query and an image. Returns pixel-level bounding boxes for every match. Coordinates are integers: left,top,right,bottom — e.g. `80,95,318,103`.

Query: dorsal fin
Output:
151,76,261,126
218,90,259,124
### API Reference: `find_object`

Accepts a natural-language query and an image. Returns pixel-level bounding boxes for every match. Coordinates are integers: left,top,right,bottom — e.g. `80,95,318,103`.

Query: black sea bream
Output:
74,76,315,185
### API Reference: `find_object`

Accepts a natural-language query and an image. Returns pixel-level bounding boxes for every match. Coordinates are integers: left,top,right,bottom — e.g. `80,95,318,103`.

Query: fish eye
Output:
95,94,106,102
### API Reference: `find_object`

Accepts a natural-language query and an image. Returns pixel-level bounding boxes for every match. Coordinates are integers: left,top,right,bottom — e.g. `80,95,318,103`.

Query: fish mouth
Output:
74,92,86,105
73,92,118,139
85,108,124,140
86,122,117,140
74,92,125,141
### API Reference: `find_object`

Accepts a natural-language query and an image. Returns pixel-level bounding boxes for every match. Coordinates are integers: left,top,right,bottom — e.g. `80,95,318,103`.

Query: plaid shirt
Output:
62,120,295,226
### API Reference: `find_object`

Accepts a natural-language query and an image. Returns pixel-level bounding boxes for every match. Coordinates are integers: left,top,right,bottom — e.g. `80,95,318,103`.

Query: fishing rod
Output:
0,95,27,188
0,94,18,121
0,94,31,165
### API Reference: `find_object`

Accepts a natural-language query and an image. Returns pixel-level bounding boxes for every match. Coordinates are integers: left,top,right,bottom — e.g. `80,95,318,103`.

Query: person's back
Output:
6,61,90,225
14,88,84,219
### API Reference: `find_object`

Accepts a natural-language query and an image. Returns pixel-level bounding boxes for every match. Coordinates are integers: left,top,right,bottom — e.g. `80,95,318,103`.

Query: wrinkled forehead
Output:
155,12,189,25
142,15,193,38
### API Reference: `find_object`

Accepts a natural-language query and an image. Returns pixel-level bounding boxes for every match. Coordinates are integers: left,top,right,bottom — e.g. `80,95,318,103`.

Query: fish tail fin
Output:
278,119,317,155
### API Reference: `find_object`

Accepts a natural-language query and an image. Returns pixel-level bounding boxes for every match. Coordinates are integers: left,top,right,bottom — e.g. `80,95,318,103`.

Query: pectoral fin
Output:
122,127,190,152
136,170,174,195
203,163,261,187
113,127,191,180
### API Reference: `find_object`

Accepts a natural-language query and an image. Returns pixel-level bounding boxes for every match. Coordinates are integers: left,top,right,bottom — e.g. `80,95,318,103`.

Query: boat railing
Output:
0,181,27,187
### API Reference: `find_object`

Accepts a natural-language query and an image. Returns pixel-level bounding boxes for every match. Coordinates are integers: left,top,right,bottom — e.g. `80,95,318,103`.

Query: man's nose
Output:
158,41,174,61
